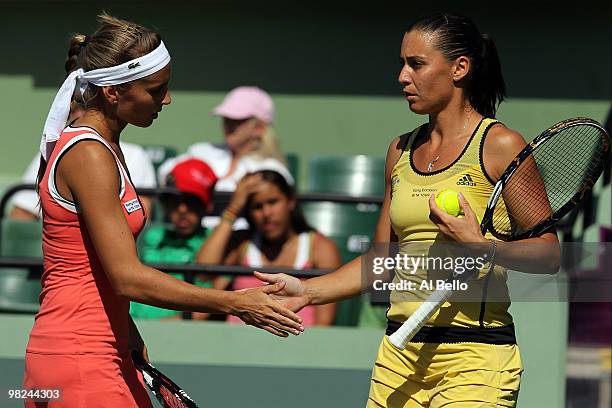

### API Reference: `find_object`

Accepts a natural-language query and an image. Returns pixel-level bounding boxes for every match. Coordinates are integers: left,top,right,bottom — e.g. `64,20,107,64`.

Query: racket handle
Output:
387,287,453,350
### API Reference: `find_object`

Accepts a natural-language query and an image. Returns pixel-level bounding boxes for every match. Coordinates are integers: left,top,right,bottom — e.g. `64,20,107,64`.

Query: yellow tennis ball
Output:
435,189,463,217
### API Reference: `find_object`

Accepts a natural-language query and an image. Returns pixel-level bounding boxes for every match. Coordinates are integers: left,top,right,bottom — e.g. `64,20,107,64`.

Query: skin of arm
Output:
9,206,38,220
310,235,342,325
195,174,264,290
56,141,304,337
197,179,341,325
255,136,403,309
194,222,246,308
427,124,561,274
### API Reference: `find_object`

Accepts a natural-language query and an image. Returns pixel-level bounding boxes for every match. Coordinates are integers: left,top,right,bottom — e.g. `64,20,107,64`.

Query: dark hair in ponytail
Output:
407,13,506,118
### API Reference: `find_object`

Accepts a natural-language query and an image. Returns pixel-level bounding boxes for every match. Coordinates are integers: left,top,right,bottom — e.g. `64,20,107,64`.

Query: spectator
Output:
197,170,340,326
158,86,288,193
130,158,228,320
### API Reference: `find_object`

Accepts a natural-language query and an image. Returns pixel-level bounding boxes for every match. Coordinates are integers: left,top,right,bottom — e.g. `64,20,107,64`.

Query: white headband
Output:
40,41,171,161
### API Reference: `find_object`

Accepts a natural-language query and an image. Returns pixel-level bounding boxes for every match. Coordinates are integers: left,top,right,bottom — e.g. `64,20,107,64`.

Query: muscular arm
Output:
195,219,245,266
482,124,560,274
195,219,248,292
433,124,561,274
58,142,240,312
310,235,342,325
55,141,303,336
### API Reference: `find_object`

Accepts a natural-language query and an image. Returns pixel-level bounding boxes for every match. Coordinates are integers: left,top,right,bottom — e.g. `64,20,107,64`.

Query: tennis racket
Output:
388,116,609,349
132,351,199,408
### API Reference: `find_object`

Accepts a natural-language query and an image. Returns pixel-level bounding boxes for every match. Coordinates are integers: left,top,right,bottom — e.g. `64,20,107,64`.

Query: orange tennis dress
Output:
23,127,152,407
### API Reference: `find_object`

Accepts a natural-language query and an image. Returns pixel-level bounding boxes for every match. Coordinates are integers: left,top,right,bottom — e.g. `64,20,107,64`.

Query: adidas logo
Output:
456,174,476,186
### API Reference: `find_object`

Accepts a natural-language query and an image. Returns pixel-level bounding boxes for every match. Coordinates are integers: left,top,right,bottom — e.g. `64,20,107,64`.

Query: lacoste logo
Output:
128,62,141,69
456,173,476,186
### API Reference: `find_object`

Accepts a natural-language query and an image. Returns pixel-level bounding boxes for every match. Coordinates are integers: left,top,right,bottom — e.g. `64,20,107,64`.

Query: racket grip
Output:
387,288,453,350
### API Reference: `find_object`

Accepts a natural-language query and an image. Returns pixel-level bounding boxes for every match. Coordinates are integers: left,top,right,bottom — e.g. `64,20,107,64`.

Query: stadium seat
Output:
0,220,43,313
0,219,42,258
303,155,385,326
0,268,40,313
302,202,377,326
302,201,379,263
139,144,177,222
286,152,300,187
306,155,385,197
141,144,178,173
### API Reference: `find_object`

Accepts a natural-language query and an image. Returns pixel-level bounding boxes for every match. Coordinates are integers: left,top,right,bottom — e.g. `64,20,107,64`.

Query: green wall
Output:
0,73,608,191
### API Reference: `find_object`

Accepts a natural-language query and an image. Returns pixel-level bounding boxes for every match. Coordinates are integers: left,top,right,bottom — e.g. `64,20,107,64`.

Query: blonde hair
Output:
38,13,162,188
250,124,286,164
65,12,161,109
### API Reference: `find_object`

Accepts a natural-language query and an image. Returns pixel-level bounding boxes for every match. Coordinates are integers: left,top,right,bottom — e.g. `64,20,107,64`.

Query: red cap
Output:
167,159,218,207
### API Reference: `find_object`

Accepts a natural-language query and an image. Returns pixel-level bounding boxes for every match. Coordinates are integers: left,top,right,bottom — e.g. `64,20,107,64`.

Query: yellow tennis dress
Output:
367,118,523,408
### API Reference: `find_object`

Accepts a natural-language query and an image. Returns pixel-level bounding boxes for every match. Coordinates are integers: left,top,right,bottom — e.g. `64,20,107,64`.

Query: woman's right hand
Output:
254,272,311,313
227,173,264,214
230,281,305,337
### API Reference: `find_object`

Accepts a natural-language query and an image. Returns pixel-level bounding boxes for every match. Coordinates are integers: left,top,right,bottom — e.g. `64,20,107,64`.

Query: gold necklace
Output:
427,110,473,172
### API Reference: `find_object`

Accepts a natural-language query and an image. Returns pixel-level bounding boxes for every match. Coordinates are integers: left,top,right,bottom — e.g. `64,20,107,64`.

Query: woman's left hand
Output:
428,193,487,244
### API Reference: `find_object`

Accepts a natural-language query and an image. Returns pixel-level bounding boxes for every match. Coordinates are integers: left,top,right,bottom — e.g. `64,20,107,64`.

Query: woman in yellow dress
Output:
256,12,560,408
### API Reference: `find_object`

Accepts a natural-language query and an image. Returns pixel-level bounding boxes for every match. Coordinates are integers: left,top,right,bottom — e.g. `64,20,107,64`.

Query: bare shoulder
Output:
312,232,339,252
385,132,411,176
482,123,529,180
57,140,119,190
311,232,341,268
387,133,410,158
60,139,116,171
485,123,527,154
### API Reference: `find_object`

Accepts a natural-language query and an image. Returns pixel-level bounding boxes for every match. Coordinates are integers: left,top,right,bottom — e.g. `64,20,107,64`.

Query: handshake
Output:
231,272,310,337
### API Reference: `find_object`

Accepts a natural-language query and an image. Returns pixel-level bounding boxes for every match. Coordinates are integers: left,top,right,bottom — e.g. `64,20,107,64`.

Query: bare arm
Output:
195,220,243,295
256,136,403,307
195,218,244,266
310,235,341,325
429,124,560,274
302,136,402,305
57,141,303,336
196,173,264,266
9,206,38,220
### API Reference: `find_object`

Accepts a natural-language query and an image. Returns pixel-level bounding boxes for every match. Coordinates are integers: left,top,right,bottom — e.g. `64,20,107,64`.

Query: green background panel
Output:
0,74,608,190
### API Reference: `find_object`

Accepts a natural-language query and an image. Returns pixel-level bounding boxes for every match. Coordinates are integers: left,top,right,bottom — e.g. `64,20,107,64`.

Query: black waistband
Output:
386,320,516,344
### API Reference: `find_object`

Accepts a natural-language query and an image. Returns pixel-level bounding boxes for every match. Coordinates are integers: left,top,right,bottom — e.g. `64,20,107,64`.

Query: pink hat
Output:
167,159,218,207
212,86,275,124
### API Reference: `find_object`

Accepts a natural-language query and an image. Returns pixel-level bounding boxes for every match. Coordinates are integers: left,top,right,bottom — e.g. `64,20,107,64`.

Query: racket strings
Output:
491,124,606,238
